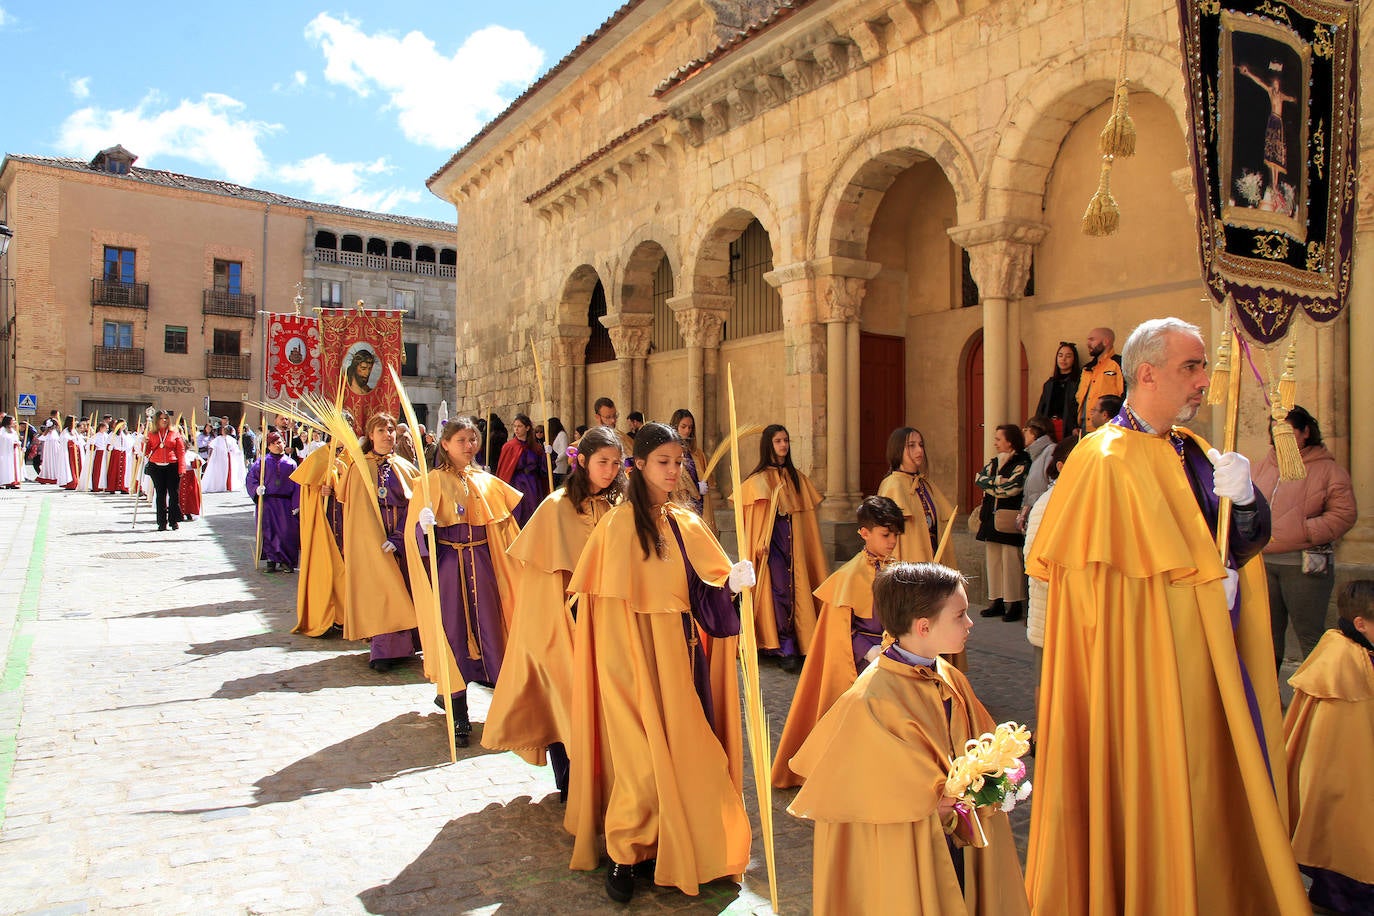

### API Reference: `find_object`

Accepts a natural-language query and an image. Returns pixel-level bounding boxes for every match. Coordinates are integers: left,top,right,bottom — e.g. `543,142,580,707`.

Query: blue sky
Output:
0,1,626,221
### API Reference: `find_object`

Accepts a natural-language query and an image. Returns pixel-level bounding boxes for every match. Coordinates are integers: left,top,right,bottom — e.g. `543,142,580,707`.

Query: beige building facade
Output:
0,146,459,430
430,0,1371,564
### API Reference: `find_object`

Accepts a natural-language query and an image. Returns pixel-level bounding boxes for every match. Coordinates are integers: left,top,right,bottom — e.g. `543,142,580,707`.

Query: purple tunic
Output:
763,514,798,658
509,447,547,526
246,453,301,567
668,517,741,726
371,454,419,663
416,520,506,689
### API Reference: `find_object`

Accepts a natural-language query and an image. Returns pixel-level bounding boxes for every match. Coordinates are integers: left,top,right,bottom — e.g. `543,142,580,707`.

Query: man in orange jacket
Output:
1075,327,1125,431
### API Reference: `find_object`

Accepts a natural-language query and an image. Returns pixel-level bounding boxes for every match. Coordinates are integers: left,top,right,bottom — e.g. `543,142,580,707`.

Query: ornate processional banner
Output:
264,313,322,401
319,308,404,432
1176,0,1358,344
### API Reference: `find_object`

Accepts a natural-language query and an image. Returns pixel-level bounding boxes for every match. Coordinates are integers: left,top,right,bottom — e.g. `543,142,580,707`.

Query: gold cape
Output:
733,467,829,653
563,502,749,894
788,656,1030,916
671,443,717,534
290,446,346,637
403,466,521,692
771,551,877,788
878,470,955,564
339,452,419,641
1284,628,1374,884
1024,424,1306,915
482,488,612,765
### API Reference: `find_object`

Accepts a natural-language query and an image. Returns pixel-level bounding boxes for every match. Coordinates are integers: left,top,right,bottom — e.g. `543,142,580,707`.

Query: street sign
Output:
17,393,37,415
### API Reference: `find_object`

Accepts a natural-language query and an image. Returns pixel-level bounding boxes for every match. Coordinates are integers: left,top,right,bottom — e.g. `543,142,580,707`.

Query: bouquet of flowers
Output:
946,721,1033,814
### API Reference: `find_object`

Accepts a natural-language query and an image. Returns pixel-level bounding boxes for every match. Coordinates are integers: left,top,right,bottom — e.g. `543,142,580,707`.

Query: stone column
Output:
603,313,652,420
948,220,1048,456
763,262,824,490
1342,174,1374,565
670,293,729,449
552,325,590,429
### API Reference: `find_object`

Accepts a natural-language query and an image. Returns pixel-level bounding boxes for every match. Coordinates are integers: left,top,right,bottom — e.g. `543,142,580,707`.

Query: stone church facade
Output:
429,0,1374,565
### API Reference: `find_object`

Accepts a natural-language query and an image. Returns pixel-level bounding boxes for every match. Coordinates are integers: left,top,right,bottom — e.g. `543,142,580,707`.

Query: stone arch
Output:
556,264,603,327
811,117,982,260
618,235,678,317
680,181,784,297
982,36,1188,223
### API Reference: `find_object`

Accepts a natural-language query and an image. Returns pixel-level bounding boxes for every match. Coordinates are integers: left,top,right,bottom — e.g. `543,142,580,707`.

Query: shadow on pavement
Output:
357,794,752,916
128,598,266,620
212,653,386,699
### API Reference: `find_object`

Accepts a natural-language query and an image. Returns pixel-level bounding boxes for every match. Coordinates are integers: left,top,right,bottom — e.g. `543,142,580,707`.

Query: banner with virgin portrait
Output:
264,313,322,400
1176,0,1358,344
319,308,404,432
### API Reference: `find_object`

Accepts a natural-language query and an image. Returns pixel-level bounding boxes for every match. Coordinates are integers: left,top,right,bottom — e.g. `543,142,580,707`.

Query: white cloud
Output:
276,153,422,213
304,13,544,149
57,91,279,184
293,70,308,87
0,7,11,29
69,77,90,100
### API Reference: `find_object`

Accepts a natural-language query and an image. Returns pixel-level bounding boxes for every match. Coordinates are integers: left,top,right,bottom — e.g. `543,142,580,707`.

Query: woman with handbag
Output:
1252,406,1357,673
974,424,1031,622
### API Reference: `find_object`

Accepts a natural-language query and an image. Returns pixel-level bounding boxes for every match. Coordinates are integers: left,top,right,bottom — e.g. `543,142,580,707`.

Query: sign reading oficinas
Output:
152,377,197,394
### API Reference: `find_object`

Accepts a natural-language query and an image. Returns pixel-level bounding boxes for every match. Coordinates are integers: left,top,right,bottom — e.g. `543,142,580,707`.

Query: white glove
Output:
1223,568,1239,609
1206,448,1255,506
256,485,267,496
728,560,756,594
698,480,709,496
418,507,436,532
291,508,300,516
381,540,397,554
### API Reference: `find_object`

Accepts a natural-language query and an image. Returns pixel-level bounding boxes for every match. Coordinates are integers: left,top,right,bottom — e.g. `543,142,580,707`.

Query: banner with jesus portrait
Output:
319,308,404,433
1176,0,1358,345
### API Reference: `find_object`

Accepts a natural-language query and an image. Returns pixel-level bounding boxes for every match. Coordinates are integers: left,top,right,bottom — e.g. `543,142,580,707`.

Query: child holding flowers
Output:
787,562,1029,915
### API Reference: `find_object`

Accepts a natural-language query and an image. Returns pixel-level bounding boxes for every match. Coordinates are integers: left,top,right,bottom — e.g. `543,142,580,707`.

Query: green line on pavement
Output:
0,496,51,829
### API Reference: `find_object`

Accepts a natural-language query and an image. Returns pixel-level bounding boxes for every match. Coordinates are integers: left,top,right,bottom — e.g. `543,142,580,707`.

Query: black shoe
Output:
631,859,656,880
1002,601,1024,623
979,599,1006,618
369,659,394,673
454,694,471,749
169,522,178,530
605,863,635,903
778,655,802,674
324,624,344,639
157,525,167,532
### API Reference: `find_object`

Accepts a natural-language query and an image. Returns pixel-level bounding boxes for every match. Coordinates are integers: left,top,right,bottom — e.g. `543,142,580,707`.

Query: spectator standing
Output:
1076,327,1125,432
1035,341,1081,439
974,424,1031,622
1020,416,1057,524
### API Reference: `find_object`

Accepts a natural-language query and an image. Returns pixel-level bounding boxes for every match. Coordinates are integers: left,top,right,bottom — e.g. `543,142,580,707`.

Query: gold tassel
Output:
1206,324,1232,406
1272,339,1306,481
1099,81,1137,158
1082,157,1121,236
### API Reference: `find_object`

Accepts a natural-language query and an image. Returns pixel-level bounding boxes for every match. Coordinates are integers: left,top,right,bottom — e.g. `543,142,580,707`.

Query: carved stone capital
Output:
947,219,1049,300
601,312,653,359
668,293,731,348
818,275,867,323
553,324,592,366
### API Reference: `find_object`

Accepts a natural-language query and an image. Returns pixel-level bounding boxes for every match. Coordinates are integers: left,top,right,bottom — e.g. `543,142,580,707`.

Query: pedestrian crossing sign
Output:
17,393,37,415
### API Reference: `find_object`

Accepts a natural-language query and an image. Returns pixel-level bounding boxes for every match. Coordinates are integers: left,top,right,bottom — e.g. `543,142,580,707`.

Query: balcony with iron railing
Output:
203,288,257,318
313,247,455,279
207,351,253,380
94,346,145,373
91,278,150,309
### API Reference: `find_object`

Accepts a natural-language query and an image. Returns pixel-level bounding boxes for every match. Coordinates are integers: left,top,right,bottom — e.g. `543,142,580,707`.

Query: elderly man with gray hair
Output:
1024,317,1305,914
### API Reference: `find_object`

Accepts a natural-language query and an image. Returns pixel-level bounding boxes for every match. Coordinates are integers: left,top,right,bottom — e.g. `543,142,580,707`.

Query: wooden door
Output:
858,333,906,496
961,331,1030,510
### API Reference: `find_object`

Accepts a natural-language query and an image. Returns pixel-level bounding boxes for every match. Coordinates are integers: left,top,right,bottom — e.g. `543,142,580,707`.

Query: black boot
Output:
979,598,1006,618
453,692,471,749
1002,601,1024,622
548,742,570,804
605,862,635,903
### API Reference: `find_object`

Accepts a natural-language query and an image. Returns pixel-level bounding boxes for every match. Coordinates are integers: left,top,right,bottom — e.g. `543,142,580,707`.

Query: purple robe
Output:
246,453,301,567
851,610,884,675
763,514,798,658
370,455,419,663
416,520,505,689
509,447,547,526
668,517,740,726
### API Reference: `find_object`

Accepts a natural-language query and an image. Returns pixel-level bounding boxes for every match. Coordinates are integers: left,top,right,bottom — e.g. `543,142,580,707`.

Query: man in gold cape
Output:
734,463,829,657
1283,587,1374,911
563,500,748,896
339,448,421,643
291,442,346,636
1025,318,1306,914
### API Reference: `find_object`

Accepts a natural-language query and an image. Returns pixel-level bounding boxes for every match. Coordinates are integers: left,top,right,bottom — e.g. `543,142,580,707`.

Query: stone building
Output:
0,146,458,429
428,0,1372,565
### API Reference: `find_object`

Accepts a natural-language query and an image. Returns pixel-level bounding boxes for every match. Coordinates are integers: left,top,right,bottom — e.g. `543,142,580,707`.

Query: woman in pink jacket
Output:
1252,406,1357,673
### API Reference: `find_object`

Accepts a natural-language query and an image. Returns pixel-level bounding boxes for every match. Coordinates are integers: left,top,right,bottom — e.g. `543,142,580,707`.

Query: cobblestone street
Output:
0,487,1036,915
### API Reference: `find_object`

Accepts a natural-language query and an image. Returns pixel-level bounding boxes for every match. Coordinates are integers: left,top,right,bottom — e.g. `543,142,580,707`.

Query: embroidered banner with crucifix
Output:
1176,0,1358,344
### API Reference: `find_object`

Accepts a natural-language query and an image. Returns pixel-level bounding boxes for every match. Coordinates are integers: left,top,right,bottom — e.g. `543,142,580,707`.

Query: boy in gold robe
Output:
1284,579,1374,914
788,562,1029,916
771,495,903,788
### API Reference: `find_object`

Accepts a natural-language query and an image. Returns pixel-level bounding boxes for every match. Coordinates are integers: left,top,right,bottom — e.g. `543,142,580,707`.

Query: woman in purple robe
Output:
496,413,548,526
247,431,301,572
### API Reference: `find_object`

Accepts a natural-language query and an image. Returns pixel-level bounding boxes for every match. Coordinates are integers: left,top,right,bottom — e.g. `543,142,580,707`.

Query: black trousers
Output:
147,462,181,529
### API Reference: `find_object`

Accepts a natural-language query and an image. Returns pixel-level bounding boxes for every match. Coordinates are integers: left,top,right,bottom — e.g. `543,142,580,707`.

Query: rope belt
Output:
437,537,488,549
436,534,486,659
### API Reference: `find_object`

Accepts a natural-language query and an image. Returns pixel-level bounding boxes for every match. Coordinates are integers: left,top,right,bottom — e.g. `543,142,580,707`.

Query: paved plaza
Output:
0,487,1036,915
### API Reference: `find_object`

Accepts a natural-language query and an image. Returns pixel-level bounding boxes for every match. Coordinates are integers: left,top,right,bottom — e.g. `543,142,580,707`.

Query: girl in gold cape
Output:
668,408,716,533
788,563,1029,916
482,426,626,790
1284,580,1374,913
339,414,422,669
290,439,346,636
733,423,828,669
564,422,755,904
405,417,521,747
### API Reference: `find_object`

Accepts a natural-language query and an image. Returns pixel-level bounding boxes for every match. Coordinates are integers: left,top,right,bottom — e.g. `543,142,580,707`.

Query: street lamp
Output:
0,222,11,259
